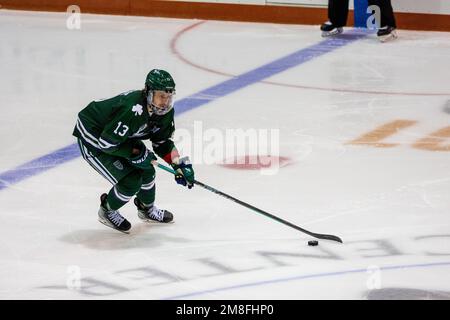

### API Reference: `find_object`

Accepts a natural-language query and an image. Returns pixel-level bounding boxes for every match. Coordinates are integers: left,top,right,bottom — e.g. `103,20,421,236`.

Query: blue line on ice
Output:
164,261,450,299
0,30,368,191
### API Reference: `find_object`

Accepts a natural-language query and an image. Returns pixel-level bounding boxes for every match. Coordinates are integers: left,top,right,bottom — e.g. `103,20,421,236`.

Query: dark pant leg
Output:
328,0,350,27
135,166,156,207
78,138,142,210
368,0,397,28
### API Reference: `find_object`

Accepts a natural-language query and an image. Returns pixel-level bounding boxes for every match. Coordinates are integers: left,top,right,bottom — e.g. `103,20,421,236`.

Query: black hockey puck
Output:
308,240,319,246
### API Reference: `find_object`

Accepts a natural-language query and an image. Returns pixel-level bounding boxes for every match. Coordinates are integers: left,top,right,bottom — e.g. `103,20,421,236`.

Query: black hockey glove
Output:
129,143,157,170
171,157,195,189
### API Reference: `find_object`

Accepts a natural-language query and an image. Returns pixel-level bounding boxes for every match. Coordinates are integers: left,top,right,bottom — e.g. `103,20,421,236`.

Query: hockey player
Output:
73,69,195,233
321,0,397,42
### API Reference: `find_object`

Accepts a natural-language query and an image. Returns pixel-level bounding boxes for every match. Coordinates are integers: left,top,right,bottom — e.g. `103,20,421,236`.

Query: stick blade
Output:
313,233,343,243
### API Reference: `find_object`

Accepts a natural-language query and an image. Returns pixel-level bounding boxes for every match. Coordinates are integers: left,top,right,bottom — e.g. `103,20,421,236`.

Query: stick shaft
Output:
156,162,343,243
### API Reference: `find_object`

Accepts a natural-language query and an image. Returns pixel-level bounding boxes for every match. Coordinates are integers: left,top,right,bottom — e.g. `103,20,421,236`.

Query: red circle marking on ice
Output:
219,155,291,170
171,21,450,97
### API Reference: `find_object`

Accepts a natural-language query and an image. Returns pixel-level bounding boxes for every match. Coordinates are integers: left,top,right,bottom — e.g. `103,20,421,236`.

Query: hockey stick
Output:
155,162,343,243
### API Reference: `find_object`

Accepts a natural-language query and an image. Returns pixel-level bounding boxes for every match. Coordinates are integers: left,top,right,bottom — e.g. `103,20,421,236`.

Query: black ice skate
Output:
320,21,343,37
377,26,398,42
98,193,131,233
134,198,174,223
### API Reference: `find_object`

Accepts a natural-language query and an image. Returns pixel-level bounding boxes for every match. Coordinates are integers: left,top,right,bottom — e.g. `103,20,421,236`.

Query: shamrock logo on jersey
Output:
132,104,143,116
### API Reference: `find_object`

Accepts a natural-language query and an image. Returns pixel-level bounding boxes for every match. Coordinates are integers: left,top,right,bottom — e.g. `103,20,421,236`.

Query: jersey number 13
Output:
114,121,129,137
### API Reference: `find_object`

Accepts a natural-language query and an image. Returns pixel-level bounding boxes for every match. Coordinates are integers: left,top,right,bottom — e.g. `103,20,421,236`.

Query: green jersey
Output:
73,90,175,160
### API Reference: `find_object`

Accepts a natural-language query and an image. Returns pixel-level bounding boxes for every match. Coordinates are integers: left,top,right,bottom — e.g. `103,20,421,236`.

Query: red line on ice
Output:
170,22,450,97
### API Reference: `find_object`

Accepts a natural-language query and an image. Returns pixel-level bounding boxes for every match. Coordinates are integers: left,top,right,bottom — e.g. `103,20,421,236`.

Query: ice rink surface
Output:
0,10,449,299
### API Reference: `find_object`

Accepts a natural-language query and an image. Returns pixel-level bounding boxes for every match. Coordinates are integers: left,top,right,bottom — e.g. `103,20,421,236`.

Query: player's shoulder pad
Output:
120,90,147,117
